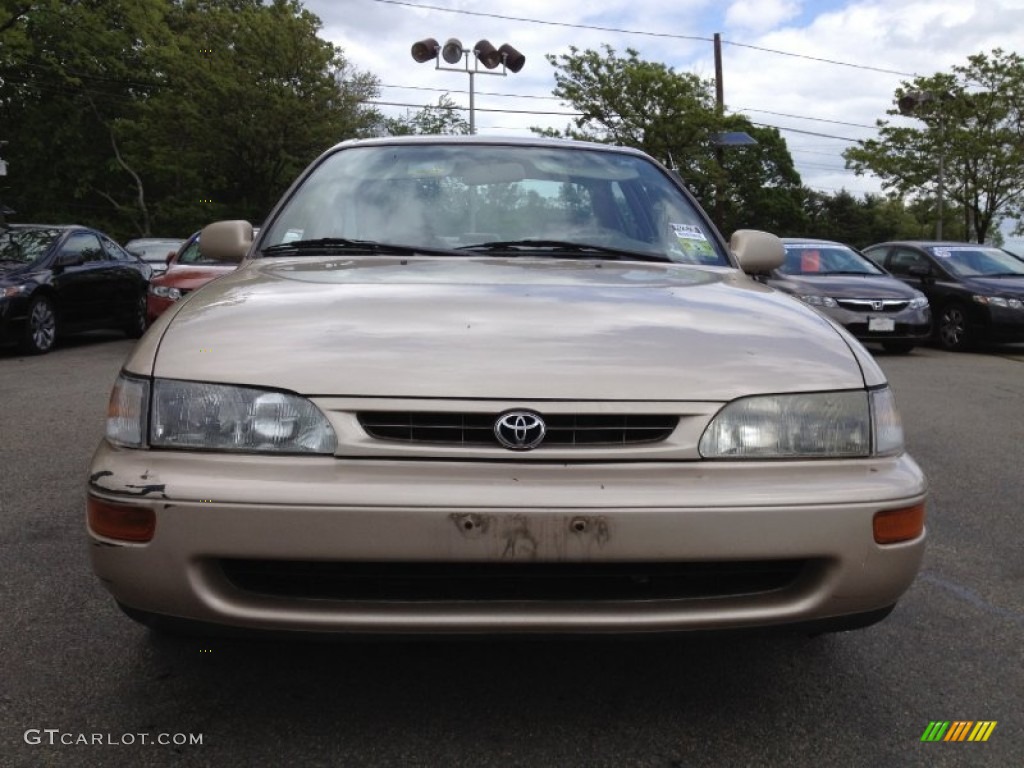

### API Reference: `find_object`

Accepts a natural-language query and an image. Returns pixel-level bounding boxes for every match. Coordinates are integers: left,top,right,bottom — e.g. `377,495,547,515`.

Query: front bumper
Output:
0,295,29,345
823,306,932,343
981,305,1024,343
88,441,927,634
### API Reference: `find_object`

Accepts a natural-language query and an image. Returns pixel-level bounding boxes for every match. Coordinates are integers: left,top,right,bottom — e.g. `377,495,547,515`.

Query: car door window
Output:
888,248,929,276
60,232,104,264
101,235,133,262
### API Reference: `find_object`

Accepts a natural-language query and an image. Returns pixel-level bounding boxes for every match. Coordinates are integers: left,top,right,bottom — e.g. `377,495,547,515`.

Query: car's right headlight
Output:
698,388,903,459
105,374,337,454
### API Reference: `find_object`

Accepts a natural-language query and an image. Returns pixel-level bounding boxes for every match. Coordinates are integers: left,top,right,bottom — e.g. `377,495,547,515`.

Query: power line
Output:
371,0,711,43
734,108,876,130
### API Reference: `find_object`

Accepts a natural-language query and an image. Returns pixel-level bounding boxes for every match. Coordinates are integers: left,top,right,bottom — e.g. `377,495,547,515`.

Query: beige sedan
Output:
88,137,926,635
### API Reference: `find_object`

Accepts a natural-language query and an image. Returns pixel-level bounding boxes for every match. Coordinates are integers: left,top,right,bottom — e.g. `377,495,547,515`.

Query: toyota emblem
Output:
494,410,546,451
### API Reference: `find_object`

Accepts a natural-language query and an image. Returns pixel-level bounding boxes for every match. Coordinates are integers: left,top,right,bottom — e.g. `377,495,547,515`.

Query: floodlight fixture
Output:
410,35,526,134
410,38,440,64
475,39,501,69
441,38,465,65
498,43,525,73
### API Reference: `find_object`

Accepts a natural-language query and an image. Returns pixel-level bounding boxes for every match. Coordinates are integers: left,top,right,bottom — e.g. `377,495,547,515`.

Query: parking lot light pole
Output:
411,37,525,134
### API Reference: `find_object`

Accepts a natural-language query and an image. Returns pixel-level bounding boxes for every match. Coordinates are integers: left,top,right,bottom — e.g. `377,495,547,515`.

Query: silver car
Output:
762,238,932,355
88,137,927,636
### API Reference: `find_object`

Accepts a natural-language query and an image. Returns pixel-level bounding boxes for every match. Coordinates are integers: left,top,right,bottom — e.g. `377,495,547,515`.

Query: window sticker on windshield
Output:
669,223,716,259
933,248,952,258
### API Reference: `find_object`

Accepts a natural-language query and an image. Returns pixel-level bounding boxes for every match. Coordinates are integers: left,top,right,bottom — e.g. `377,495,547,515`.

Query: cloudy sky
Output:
302,0,1024,202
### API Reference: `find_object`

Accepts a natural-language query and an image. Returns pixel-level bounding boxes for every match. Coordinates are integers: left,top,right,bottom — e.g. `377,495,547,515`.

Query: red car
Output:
147,231,239,322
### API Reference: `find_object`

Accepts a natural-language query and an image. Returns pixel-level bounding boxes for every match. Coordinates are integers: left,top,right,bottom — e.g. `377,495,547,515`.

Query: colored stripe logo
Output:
921,721,997,742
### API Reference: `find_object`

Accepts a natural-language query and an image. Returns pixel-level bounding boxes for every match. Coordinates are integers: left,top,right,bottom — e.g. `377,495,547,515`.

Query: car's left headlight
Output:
106,374,337,454
699,388,903,459
974,294,1023,310
2,283,30,298
908,295,929,309
149,285,182,300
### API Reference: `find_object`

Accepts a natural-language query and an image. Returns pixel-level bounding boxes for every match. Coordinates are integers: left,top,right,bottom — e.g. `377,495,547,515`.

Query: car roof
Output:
3,223,86,231
330,134,653,159
867,240,990,248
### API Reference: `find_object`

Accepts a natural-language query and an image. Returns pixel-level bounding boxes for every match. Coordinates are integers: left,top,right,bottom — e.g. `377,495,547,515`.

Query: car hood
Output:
0,262,37,281
771,274,917,299
960,274,1024,296
154,264,236,290
140,256,870,401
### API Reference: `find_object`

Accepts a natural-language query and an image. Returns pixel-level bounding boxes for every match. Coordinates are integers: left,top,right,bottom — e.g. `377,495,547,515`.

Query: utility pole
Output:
713,34,725,231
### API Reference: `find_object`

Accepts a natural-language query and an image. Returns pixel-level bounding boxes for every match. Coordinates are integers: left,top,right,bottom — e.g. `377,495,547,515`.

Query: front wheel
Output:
20,295,57,354
937,304,973,351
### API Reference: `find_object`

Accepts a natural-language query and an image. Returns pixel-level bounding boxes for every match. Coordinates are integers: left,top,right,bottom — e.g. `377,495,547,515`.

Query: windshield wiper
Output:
457,239,672,263
261,238,461,258
977,272,1024,277
814,270,879,276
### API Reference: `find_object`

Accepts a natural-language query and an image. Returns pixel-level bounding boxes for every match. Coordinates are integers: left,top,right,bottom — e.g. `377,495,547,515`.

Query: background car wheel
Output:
881,341,915,354
20,295,57,354
123,292,148,339
937,304,973,351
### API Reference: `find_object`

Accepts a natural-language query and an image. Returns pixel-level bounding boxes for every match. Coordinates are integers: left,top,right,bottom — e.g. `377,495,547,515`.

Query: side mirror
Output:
730,230,785,274
55,251,84,268
908,265,931,278
165,251,176,264
199,220,254,263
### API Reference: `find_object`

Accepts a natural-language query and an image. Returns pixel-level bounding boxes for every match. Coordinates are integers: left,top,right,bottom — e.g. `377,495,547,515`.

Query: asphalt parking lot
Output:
1,333,1021,767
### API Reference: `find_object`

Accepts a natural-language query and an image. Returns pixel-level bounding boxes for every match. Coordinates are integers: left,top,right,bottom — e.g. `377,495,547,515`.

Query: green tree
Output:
382,94,471,136
798,190,930,248
844,48,1024,243
0,0,381,239
535,44,806,234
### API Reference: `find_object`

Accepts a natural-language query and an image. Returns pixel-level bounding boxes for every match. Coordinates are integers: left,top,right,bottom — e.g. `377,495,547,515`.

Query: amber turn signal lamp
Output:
88,496,156,542
873,503,925,544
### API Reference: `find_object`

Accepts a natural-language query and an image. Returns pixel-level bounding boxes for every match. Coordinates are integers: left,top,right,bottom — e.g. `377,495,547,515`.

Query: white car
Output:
87,136,927,636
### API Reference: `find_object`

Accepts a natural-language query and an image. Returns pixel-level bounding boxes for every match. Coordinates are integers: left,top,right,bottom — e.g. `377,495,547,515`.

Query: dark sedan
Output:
863,241,1024,351
0,224,149,354
760,238,931,354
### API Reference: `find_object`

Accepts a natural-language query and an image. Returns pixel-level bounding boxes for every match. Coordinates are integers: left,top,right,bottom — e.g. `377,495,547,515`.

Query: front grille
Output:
835,298,909,313
358,411,678,447
220,559,809,602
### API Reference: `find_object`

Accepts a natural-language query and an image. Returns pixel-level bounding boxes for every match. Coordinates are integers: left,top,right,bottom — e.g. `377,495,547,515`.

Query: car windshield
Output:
779,243,883,276
127,240,182,261
259,142,729,266
0,227,61,264
927,245,1024,277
